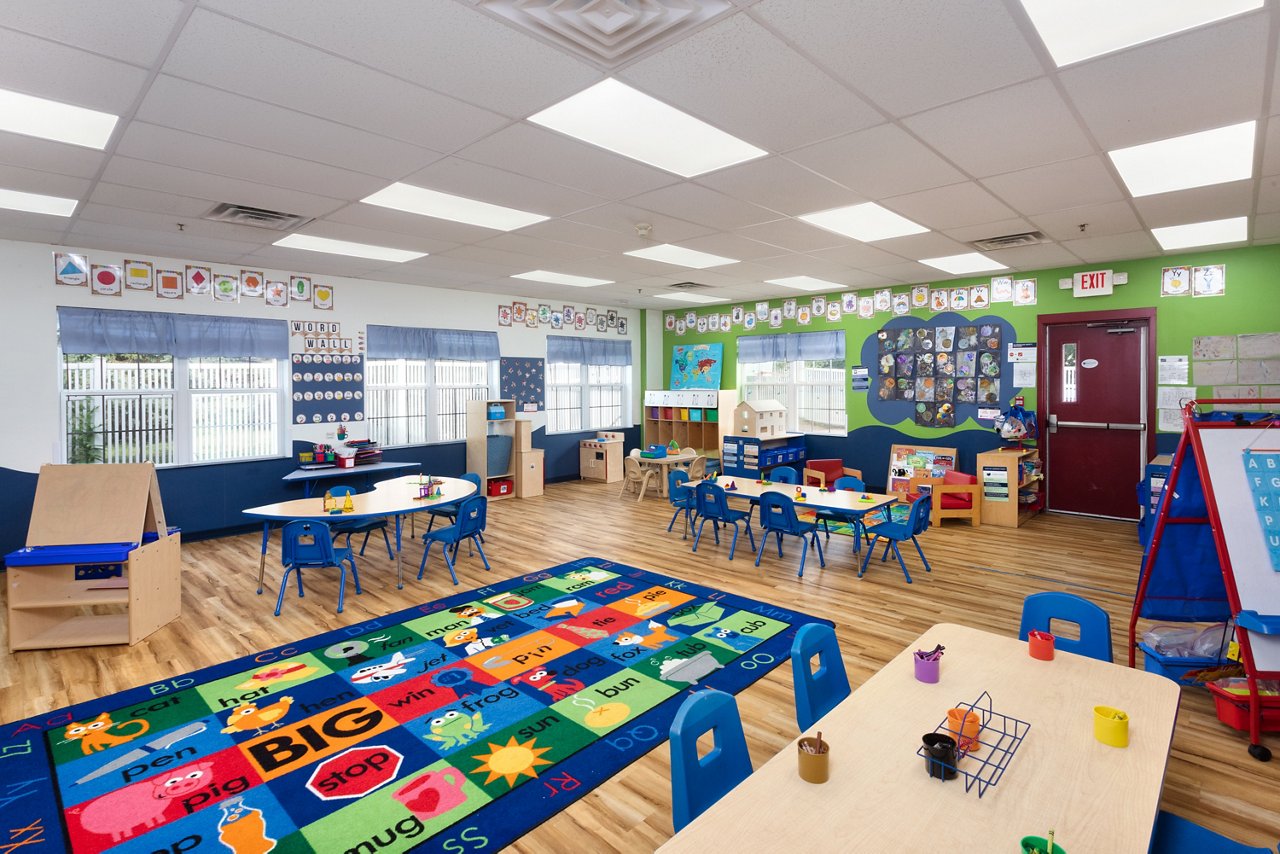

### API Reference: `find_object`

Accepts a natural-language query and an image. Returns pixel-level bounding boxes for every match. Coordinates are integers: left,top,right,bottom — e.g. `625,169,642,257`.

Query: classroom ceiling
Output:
2,0,1279,309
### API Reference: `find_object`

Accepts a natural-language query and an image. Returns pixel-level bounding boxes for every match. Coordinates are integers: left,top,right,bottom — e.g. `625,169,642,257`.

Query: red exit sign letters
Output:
1072,269,1113,297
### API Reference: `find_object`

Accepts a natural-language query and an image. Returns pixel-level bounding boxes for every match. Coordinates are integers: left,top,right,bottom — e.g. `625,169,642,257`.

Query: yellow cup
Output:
797,737,829,783
1093,706,1129,748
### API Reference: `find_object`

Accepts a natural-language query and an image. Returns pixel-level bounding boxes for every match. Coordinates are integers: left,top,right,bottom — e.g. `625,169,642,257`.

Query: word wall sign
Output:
290,321,365,426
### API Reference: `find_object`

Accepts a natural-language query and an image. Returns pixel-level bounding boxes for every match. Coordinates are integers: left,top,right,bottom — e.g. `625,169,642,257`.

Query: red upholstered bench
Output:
803,459,863,488
909,471,981,526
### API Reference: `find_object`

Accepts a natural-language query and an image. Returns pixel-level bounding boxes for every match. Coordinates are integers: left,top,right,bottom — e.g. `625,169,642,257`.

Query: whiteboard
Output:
1200,429,1280,672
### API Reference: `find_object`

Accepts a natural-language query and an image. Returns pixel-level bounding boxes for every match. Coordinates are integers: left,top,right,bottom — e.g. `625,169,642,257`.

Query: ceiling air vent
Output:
969,231,1046,251
204,203,313,231
668,281,712,290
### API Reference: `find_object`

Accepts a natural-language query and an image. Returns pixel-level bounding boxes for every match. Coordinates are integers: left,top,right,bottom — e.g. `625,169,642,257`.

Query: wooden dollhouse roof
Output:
737,399,786,413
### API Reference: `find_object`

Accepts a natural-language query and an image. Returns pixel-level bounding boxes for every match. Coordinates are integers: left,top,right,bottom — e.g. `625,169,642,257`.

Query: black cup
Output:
922,733,958,780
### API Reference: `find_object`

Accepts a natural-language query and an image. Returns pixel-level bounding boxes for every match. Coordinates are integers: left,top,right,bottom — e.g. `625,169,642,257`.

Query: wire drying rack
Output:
915,691,1031,797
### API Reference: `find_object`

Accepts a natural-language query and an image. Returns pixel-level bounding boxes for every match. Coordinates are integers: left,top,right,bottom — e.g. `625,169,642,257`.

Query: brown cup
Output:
797,737,829,784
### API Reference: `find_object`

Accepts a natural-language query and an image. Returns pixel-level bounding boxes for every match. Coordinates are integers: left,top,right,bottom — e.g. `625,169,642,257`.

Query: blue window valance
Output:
366,325,500,361
547,335,632,366
737,330,844,363
57,307,288,358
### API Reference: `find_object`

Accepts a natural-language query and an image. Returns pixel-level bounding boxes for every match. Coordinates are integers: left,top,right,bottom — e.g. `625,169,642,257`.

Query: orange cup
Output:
946,708,982,754
1028,630,1055,661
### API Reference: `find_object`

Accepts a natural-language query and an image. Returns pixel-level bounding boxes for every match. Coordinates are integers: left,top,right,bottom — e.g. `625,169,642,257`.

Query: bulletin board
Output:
887,444,958,495
289,321,365,426
500,357,545,412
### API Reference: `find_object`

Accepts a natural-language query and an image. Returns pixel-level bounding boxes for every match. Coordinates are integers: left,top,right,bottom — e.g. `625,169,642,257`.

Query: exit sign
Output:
1073,269,1113,297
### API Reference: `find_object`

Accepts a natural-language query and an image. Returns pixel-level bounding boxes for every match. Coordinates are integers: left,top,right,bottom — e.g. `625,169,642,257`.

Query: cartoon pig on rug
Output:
72,760,214,843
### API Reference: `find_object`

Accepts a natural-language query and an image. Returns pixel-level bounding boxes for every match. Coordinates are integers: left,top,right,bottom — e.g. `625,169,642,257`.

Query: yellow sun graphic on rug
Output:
472,736,553,787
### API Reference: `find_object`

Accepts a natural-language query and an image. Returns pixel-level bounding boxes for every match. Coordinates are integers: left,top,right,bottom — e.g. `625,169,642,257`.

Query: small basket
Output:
1138,643,1237,687
1206,683,1280,732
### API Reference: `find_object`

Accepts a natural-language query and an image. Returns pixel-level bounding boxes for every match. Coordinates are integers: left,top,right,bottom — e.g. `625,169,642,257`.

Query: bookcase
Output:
976,447,1043,528
643,389,735,457
466,399,517,501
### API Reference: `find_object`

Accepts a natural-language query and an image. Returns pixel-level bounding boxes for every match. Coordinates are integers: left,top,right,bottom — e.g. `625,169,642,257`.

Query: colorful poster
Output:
783,299,796,319
513,302,528,323
950,287,969,311
575,312,587,331
186,265,211,295
291,275,312,302
970,284,990,309
90,264,122,296
696,316,707,333
892,293,910,316
769,308,783,328
54,252,88,286
1192,264,1225,298
240,270,265,298
873,289,891,313
312,284,334,310
811,296,826,316
911,284,929,308
720,316,731,333
212,273,239,302
155,269,183,299
930,289,949,312
671,343,723,390
498,305,512,326
732,306,744,324
797,306,812,325
755,302,769,320
858,296,874,319
825,302,841,322
500,357,545,411
1013,278,1037,306
675,319,686,335
990,276,1014,303
841,292,857,313
265,279,289,307
124,259,153,290
1161,266,1190,297
1242,452,1280,572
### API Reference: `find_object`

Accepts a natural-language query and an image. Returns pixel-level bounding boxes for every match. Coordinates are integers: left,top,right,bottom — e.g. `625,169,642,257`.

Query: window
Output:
57,307,289,466
546,336,632,434
61,353,283,465
737,331,846,435
365,358,493,446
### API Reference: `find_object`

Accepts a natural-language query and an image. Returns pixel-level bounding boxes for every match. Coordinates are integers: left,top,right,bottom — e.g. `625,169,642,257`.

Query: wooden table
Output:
243,474,476,591
637,450,700,497
659,623,1182,854
713,475,896,520
281,460,420,497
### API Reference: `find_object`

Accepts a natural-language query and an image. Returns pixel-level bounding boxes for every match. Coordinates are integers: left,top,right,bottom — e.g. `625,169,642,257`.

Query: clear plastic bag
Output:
1189,624,1232,659
1142,625,1201,656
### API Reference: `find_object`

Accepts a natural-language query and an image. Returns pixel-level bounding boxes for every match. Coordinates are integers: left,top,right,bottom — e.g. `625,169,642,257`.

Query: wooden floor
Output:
2,479,1277,850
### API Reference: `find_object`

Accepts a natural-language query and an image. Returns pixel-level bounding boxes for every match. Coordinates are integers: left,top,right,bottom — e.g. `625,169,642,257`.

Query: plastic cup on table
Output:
1027,630,1055,660
797,735,829,783
921,733,957,780
1020,836,1065,853
914,655,940,683
1093,706,1129,748
946,708,982,754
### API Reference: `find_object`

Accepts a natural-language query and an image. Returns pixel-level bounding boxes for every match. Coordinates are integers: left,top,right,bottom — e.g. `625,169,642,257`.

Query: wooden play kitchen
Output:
4,463,181,652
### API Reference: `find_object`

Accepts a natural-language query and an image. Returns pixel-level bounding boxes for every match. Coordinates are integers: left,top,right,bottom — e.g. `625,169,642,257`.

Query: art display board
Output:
500,357,545,412
1199,426,1280,671
886,444,957,495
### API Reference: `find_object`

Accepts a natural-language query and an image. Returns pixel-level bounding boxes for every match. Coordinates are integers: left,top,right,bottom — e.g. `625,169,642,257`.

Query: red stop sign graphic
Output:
306,745,404,800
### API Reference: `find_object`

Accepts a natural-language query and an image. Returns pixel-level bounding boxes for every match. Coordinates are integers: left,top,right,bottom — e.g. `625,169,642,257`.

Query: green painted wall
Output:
660,243,1280,441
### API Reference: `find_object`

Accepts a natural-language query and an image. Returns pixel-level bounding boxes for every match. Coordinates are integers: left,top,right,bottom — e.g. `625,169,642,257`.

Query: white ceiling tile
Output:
903,78,1094,177
735,219,847,252
0,131,106,179
2,1,186,66
289,219,454,256
671,234,787,262
0,27,150,115
406,253,537,280
436,244,548,273
198,0,601,118
325,203,497,245
695,156,859,217
470,233,608,263
882,182,1017,230
0,221,70,244
786,124,966,199
807,243,909,269
750,254,863,280
136,76,442,179
86,183,219,219
864,260,949,283
1132,181,1255,228
982,156,1124,216
116,123,388,200
66,219,266,258
455,123,677,200
99,156,346,218
623,183,778,230
513,219,641,254
1060,15,1268,150
1260,117,1280,177
755,0,1043,116
162,10,510,153
1061,231,1161,263
622,13,880,153
1030,202,1143,241
75,203,277,244
869,232,972,260
982,243,1081,270
1251,211,1280,242
401,157,604,219
943,217,1036,243
235,248,399,278
1257,175,1280,215
0,163,92,199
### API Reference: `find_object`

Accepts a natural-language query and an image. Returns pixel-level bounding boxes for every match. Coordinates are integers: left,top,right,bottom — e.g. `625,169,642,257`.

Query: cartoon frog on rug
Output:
423,708,489,750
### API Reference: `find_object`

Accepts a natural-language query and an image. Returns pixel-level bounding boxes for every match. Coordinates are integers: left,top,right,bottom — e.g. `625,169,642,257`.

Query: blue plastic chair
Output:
1018,591,1114,663
667,469,697,539
419,494,490,585
669,689,753,832
1149,810,1275,853
693,481,756,560
816,475,868,550
426,473,484,541
791,623,852,731
769,466,799,484
756,491,825,577
277,520,361,616
328,485,394,560
859,495,931,583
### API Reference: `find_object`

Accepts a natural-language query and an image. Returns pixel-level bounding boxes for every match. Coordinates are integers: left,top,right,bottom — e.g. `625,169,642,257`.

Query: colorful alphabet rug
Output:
3,557,827,853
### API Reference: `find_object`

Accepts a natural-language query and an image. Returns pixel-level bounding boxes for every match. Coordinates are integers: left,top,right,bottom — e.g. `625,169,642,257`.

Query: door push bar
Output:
1047,414,1145,433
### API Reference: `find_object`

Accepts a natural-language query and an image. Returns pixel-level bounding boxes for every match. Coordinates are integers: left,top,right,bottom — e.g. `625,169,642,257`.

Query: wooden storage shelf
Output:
977,447,1042,528
10,613,131,651
643,389,735,458
466,399,524,501
10,588,132,608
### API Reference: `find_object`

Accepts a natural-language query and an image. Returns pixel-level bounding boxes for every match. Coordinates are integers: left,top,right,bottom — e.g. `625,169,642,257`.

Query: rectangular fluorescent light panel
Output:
1109,121,1255,197
766,276,840,292
273,234,426,263
655,292,727,304
0,187,78,217
528,79,766,178
1151,216,1248,250
798,202,928,242
512,270,613,287
0,88,118,149
1019,0,1262,67
362,183,549,231
624,244,738,269
919,253,1007,275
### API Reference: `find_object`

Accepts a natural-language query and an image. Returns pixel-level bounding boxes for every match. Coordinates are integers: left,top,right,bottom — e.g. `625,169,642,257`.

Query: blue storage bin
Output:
1138,642,1231,686
487,433,514,476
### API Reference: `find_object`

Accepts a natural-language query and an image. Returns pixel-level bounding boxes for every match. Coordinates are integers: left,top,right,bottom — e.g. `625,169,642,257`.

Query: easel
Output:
1129,399,1280,761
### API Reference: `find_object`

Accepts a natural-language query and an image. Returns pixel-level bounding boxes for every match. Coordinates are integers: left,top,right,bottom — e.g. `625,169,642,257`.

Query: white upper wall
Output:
0,238,642,473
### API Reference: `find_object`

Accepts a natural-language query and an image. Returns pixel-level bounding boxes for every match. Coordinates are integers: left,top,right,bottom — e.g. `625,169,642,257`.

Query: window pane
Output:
1062,343,1078,403
187,357,280,462
66,393,175,465
366,358,428,446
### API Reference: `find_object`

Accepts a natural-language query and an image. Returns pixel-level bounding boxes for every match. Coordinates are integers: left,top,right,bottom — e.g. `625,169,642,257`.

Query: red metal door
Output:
1045,320,1148,519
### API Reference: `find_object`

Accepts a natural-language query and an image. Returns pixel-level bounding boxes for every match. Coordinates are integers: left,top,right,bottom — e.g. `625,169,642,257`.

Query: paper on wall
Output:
1237,332,1280,359
1157,386,1193,410
1012,362,1036,387
1157,409,1184,432
1192,335,1235,360
1237,359,1280,384
1193,360,1236,386
1156,355,1189,384
1213,385,1259,410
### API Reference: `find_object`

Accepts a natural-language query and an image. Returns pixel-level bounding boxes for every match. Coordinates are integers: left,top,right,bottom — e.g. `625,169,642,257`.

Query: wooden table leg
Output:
256,522,270,594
